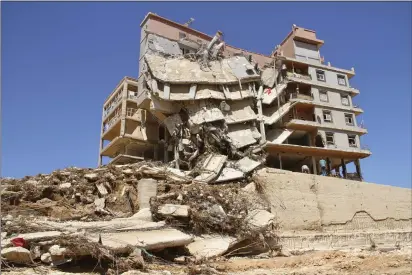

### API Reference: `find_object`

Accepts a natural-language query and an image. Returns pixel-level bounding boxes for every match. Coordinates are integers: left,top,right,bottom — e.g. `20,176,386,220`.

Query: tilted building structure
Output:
98,12,371,180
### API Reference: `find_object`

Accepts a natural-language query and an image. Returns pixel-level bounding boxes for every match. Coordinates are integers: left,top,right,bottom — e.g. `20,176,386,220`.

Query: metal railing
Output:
103,113,120,133
104,95,122,118
290,92,313,101
126,107,139,118
286,71,312,81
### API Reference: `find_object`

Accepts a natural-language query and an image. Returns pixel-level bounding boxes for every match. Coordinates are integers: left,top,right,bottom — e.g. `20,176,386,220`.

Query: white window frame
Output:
325,132,335,145
337,74,347,86
341,94,350,106
316,70,326,82
319,91,329,102
348,135,357,147
322,110,333,123
344,113,354,126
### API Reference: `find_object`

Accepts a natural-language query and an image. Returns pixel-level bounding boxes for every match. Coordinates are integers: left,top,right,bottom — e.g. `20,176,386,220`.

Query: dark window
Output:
316,70,326,82
322,110,333,123
344,113,354,126
348,135,357,147
337,75,347,86
326,132,335,145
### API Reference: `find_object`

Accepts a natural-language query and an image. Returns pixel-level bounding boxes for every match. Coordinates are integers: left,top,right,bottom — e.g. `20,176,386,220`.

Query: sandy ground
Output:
3,248,411,275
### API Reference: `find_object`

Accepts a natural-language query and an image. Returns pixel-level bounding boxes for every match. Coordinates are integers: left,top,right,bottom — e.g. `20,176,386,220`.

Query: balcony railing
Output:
290,92,313,101
126,107,139,118
103,113,120,133
128,91,139,101
104,95,122,118
286,71,312,81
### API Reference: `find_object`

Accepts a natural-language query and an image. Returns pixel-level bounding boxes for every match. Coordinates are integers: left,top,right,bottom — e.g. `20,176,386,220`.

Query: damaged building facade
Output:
98,12,371,181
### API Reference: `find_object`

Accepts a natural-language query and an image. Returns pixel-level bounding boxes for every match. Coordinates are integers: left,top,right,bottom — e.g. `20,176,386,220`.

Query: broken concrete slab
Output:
96,183,108,196
1,247,32,264
215,168,244,183
242,182,257,193
138,178,158,209
227,128,257,149
194,154,227,183
245,209,275,231
40,252,52,264
236,157,261,174
224,99,257,125
39,217,165,233
145,54,260,85
132,208,153,222
91,228,193,253
157,204,189,218
94,198,105,209
58,182,71,189
84,173,98,181
163,114,183,135
187,235,236,259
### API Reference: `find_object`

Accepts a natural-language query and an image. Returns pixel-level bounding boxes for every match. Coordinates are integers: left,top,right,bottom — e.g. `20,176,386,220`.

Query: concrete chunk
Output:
96,183,108,196
187,236,236,259
245,209,275,230
215,168,244,183
84,173,98,181
158,204,189,218
236,157,261,174
138,179,158,209
1,247,32,264
94,228,193,252
59,182,71,189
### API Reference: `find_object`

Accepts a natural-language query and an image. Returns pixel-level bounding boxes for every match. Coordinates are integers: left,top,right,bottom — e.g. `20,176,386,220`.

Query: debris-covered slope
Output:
1,163,279,274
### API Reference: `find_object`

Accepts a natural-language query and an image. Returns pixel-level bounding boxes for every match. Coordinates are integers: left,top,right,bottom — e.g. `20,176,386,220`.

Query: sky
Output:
1,2,411,188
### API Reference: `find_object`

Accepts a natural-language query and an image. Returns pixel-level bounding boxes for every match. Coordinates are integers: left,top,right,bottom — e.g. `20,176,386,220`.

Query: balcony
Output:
290,92,313,101
104,94,122,118
103,113,121,133
286,71,312,81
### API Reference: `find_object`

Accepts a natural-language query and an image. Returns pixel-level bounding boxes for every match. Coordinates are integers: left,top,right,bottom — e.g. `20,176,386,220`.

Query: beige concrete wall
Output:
254,168,412,233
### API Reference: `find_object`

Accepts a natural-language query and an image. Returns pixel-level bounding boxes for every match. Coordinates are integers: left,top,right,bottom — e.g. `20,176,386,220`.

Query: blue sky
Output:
1,2,411,188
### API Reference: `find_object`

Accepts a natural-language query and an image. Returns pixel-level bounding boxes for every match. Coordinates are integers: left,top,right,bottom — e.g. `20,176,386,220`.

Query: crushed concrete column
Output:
341,159,347,179
355,159,363,180
120,82,128,135
138,179,158,209
256,86,266,142
312,156,318,175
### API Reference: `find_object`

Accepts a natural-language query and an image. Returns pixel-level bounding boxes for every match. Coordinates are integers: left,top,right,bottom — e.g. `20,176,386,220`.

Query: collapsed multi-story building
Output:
98,12,371,181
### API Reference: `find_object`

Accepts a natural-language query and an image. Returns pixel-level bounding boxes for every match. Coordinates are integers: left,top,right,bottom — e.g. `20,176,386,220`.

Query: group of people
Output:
301,158,342,177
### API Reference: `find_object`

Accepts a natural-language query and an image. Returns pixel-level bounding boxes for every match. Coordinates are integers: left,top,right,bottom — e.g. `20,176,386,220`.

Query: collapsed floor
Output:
1,163,411,275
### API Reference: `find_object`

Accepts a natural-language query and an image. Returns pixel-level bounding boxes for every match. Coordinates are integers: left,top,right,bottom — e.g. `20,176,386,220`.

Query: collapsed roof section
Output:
139,32,265,181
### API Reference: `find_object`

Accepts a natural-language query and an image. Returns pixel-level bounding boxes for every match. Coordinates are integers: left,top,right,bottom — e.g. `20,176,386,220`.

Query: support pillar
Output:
256,86,266,142
164,128,169,163
326,157,332,175
98,106,105,167
153,145,159,161
341,159,347,179
278,154,283,170
174,144,180,169
120,82,128,136
312,156,318,175
354,159,363,180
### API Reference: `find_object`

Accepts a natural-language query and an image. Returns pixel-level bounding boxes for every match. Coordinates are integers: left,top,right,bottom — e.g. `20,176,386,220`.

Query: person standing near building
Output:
319,158,327,176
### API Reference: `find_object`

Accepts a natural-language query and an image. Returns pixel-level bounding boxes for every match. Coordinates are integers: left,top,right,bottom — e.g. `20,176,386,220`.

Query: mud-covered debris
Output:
157,204,190,218
1,247,33,264
245,209,275,231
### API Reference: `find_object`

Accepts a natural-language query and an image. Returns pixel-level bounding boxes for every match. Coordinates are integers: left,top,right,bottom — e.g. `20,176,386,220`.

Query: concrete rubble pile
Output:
1,163,279,274
140,31,272,183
